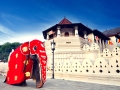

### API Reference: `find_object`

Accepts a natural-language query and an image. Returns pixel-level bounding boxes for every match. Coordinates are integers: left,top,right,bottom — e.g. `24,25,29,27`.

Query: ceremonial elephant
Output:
4,39,47,88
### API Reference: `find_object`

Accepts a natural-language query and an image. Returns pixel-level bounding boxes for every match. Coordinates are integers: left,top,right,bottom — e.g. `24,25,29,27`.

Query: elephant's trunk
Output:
35,64,44,88
36,77,44,88
36,65,44,88
30,55,44,88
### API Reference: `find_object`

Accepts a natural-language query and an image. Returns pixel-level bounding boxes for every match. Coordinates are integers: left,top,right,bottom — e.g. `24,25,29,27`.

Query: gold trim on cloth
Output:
15,64,17,69
22,47,28,52
16,53,18,58
25,72,30,77
8,77,9,81
23,60,29,65
14,76,18,81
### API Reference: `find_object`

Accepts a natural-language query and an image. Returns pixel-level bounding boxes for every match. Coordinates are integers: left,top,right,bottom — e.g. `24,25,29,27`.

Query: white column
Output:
84,31,88,44
47,33,49,40
93,34,95,43
99,38,102,51
96,39,98,45
57,26,61,37
102,40,105,49
75,26,78,37
84,31,87,39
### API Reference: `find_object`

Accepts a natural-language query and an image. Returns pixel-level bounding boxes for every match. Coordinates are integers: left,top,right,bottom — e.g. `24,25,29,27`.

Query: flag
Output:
116,38,120,43
110,41,113,45
95,36,99,40
106,40,108,44
118,39,120,43
108,40,113,45
108,40,110,44
48,30,55,35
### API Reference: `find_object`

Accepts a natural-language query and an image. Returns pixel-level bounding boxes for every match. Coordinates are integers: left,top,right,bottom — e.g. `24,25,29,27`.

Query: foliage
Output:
0,42,22,62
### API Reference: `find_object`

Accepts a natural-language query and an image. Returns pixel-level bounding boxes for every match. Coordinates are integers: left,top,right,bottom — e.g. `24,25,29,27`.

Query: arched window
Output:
49,34,53,39
64,32,69,37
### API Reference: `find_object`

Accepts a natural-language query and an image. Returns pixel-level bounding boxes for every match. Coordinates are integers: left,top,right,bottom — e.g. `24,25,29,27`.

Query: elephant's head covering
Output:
29,39,47,83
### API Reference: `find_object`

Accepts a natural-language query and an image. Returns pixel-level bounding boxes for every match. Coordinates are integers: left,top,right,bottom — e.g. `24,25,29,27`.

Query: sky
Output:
0,0,120,45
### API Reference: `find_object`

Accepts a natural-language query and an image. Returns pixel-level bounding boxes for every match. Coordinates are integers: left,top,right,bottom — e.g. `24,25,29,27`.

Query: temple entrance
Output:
64,32,69,37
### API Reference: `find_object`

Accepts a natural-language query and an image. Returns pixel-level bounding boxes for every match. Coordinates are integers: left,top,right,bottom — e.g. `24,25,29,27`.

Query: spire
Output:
58,17,72,24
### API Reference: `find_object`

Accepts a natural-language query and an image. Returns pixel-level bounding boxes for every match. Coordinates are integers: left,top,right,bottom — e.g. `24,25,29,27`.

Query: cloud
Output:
0,13,27,28
0,32,45,45
1,13,26,22
0,24,46,45
10,33,45,43
0,24,17,44
0,24,16,37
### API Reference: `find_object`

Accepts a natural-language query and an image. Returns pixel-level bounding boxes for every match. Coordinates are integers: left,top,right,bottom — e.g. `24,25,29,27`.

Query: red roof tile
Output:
59,17,72,24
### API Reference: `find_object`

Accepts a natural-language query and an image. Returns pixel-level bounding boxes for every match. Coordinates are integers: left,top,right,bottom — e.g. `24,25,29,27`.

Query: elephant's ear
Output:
29,39,44,54
20,42,30,55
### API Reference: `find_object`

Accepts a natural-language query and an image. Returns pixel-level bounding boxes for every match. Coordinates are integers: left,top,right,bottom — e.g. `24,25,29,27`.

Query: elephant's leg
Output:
35,64,44,88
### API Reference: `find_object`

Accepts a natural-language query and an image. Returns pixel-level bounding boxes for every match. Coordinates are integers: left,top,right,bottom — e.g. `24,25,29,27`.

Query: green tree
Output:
0,42,22,61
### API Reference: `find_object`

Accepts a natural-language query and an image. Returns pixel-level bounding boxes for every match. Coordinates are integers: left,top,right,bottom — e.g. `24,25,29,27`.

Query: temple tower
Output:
42,17,110,70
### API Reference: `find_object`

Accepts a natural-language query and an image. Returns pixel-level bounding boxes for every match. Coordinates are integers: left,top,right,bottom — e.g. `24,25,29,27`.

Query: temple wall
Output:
46,44,120,86
47,43,120,74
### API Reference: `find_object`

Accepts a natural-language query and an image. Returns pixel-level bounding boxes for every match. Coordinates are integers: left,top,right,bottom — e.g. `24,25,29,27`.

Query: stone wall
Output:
46,43,120,85
47,43,120,75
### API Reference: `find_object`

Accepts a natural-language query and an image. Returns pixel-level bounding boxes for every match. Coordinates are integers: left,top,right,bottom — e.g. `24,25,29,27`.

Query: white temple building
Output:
42,18,120,75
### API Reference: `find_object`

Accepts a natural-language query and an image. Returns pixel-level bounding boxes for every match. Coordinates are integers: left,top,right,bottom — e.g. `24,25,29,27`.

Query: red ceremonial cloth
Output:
29,39,47,83
6,42,33,84
5,39,47,85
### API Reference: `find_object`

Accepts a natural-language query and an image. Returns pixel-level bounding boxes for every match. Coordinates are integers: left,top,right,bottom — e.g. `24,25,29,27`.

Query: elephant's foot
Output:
20,80,27,86
21,82,27,86
13,80,27,86
36,80,44,88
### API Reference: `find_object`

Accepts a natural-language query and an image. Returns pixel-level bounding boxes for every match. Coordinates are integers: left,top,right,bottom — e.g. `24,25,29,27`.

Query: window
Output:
99,70,103,73
116,65,119,67
64,32,69,37
108,71,110,73
86,69,89,72
116,60,118,63
116,70,119,73
66,42,71,44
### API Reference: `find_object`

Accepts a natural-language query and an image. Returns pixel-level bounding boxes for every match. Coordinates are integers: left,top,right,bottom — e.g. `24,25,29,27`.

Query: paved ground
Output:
1,76,120,90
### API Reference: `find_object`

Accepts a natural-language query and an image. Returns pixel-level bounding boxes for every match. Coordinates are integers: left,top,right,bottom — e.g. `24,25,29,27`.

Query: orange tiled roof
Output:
59,17,72,24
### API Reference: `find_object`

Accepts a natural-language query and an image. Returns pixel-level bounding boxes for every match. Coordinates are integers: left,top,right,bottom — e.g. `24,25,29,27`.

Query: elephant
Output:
4,39,48,88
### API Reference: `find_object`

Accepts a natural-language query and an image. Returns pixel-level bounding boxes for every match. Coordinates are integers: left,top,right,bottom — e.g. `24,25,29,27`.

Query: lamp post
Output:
51,39,56,79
